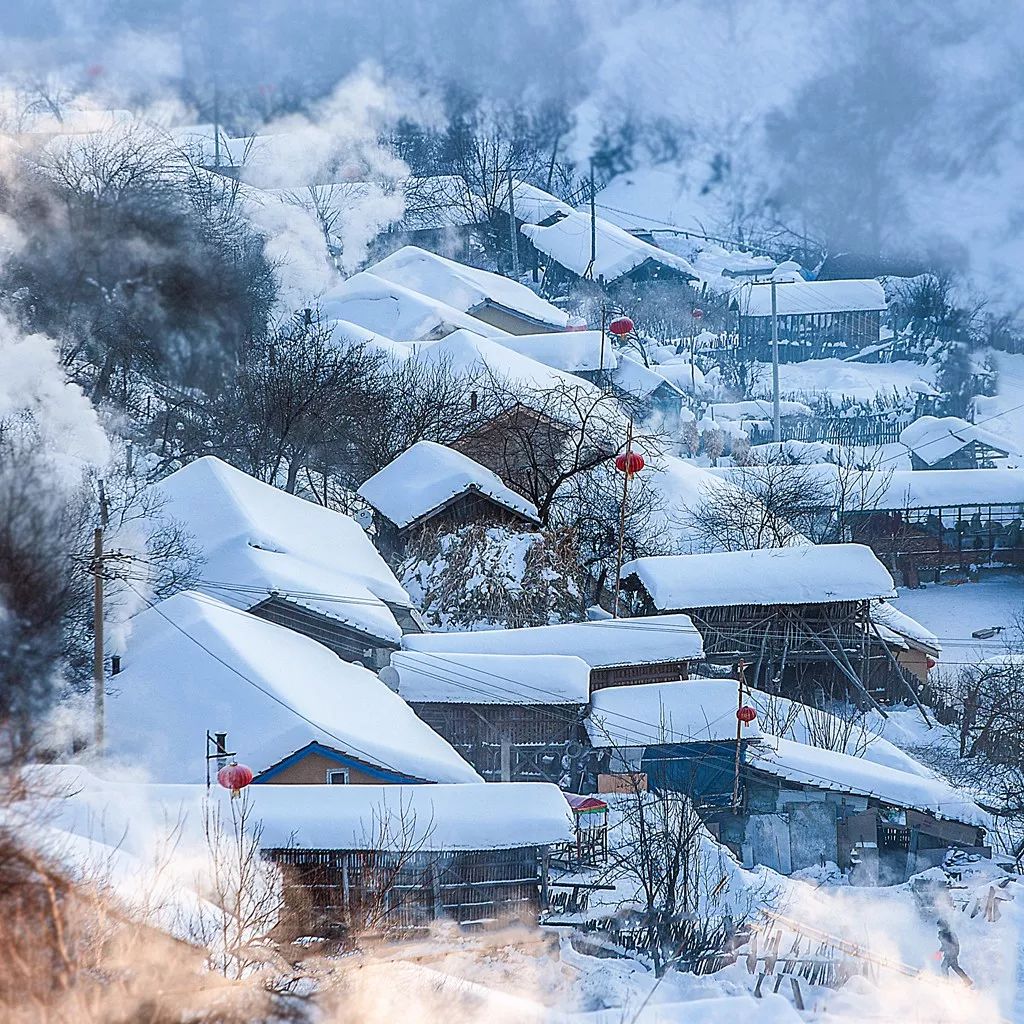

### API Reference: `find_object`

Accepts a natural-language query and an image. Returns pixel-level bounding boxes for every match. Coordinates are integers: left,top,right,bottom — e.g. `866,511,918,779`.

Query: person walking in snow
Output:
937,918,972,985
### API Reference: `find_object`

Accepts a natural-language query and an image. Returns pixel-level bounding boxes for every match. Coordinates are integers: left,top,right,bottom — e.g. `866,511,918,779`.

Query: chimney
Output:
111,655,121,675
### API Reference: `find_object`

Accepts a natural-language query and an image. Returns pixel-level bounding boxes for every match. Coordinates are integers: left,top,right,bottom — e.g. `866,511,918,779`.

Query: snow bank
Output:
731,278,886,316
750,357,939,403
404,613,704,667
155,456,412,643
747,735,986,826
623,543,896,610
899,415,1016,465
108,591,481,784
31,766,573,852
370,245,567,329
492,330,617,373
320,271,510,341
358,440,539,528
387,651,590,704
587,678,762,747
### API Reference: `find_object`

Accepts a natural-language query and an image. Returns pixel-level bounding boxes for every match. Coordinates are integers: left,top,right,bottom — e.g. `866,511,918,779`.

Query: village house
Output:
729,278,887,362
382,651,590,784
357,441,541,561
402,613,704,691
899,415,1013,471
43,766,573,937
619,544,924,710
584,679,987,884
610,353,690,419
105,591,481,786
369,245,569,334
155,457,421,667
870,601,942,685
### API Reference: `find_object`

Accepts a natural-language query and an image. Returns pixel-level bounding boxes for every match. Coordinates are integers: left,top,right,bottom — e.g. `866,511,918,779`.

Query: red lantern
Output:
615,451,645,477
691,307,704,320
926,656,937,671
217,762,254,796
608,316,634,337
736,705,757,725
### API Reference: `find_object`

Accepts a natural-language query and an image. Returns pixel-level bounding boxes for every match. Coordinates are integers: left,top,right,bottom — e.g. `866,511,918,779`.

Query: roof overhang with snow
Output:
730,279,887,317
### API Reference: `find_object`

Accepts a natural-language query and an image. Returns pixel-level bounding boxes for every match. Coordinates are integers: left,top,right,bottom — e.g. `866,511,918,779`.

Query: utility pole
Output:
732,660,748,808
506,171,520,278
612,419,634,619
213,80,221,168
92,479,109,755
587,161,597,280
771,279,781,443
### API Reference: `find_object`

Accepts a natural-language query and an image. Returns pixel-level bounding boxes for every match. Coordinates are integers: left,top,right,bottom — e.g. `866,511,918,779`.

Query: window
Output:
326,769,350,785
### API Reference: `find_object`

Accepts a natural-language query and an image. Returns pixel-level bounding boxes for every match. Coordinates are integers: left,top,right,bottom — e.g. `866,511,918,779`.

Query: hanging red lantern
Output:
926,656,937,671
217,762,254,796
614,451,645,477
736,705,757,725
608,316,634,336
691,307,704,320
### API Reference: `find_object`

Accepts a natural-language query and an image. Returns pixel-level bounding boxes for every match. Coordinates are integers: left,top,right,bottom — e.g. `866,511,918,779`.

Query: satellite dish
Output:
354,508,374,530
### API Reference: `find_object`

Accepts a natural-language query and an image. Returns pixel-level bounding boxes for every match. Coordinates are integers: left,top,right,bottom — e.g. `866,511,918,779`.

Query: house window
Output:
326,769,350,785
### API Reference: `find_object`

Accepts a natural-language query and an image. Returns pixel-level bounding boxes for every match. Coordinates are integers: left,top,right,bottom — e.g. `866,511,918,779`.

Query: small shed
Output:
154,457,418,668
383,650,590,783
369,245,569,335
619,545,916,708
561,794,609,866
106,591,481,786
402,613,705,691
899,416,1012,471
729,279,886,362
358,441,540,560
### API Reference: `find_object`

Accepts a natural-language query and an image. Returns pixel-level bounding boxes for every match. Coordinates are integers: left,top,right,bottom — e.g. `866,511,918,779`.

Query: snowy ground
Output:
748,358,938,405
976,351,1024,453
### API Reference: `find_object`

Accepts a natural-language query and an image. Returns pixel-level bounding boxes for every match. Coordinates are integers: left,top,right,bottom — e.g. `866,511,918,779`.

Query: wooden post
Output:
732,660,747,808
500,735,512,782
92,525,105,754
613,419,634,619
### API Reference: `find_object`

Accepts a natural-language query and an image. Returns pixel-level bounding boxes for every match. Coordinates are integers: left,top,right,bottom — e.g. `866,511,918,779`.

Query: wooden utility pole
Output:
770,279,781,443
732,660,748,808
506,171,521,278
612,419,634,619
92,480,109,754
585,161,597,280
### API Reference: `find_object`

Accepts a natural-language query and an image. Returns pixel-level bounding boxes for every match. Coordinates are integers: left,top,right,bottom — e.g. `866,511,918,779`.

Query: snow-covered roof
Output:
870,601,941,654
522,211,698,284
707,399,813,421
412,329,602,395
622,544,896,610
587,679,763,747
403,614,704,668
320,272,510,342
653,232,776,288
899,416,1014,465
650,358,706,394
612,354,686,401
491,331,618,373
387,651,590,704
369,246,568,330
498,179,575,226
154,457,412,643
871,467,1024,509
746,735,985,826
393,175,487,229
108,592,481,785
357,440,540,529
730,279,887,316
33,766,573,853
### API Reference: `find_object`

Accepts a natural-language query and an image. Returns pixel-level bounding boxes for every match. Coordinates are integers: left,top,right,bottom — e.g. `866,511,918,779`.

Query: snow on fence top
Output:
387,651,590,704
320,271,510,342
31,766,574,854
899,415,1015,465
622,543,896,610
108,591,482,785
521,210,698,284
369,246,568,330
498,178,575,226
492,331,618,373
587,679,763,747
358,441,540,529
155,456,412,643
403,613,704,667
747,735,986,826
730,278,887,317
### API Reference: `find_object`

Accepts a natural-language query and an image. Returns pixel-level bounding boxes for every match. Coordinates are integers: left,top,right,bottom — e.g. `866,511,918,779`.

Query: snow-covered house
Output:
383,651,590,784
899,416,1013,471
729,279,887,362
154,457,420,667
106,591,481,786
40,766,572,935
357,441,540,559
521,210,698,292
319,271,511,342
619,545,914,707
369,246,569,335
489,330,618,386
870,600,942,684
402,614,704,691
610,353,689,417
